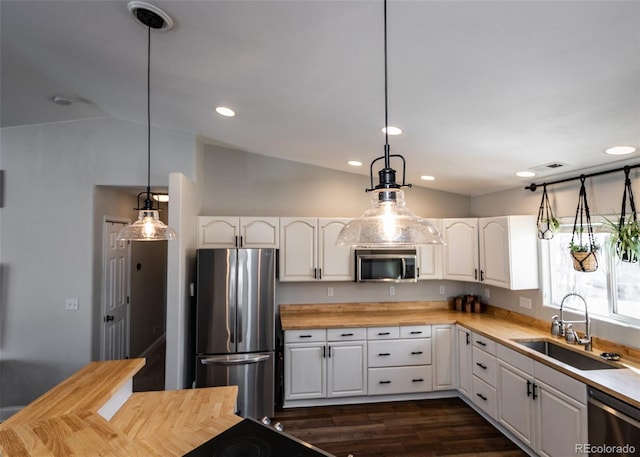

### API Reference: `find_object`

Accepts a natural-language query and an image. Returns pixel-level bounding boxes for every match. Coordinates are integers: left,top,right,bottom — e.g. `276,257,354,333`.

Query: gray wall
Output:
0,118,195,413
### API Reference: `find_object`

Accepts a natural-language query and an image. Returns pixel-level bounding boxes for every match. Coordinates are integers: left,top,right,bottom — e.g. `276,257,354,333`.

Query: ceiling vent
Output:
532,162,568,173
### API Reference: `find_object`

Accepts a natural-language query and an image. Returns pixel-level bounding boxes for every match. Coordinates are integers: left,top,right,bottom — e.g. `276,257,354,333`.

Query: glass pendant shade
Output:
117,209,177,241
336,189,443,247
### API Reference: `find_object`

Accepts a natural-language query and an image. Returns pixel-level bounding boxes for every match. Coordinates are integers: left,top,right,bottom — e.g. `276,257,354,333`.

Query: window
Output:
544,218,640,325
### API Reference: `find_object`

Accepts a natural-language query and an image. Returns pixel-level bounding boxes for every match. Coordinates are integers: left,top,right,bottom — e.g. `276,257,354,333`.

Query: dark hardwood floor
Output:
274,398,528,457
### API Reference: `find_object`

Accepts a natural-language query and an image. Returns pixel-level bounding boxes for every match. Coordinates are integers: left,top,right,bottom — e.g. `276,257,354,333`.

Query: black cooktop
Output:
183,418,335,457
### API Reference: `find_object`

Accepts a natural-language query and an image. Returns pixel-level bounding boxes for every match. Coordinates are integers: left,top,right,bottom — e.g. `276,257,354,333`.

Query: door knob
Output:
105,315,115,322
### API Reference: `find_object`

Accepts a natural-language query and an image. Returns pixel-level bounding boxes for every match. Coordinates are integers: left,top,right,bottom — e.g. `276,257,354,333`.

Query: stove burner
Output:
213,436,271,457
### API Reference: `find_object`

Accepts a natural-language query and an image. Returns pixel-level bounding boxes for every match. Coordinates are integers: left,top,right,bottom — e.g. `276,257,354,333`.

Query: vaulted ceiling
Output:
2,0,640,195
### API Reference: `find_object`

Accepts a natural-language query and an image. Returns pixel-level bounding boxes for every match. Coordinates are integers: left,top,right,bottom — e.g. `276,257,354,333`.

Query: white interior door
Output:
102,218,131,360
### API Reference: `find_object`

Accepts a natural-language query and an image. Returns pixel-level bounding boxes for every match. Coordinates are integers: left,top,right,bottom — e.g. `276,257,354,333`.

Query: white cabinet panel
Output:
284,343,326,400
368,366,433,395
327,341,367,397
442,218,479,281
432,324,455,391
198,216,279,248
457,326,473,399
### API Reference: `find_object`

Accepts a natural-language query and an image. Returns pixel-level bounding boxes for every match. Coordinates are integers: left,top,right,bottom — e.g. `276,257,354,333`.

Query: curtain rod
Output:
525,162,640,192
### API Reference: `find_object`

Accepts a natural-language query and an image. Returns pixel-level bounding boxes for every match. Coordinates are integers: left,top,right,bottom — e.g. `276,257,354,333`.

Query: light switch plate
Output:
519,297,532,309
65,298,79,311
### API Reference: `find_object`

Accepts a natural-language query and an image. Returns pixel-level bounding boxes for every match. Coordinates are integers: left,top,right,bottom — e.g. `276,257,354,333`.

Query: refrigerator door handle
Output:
199,354,271,366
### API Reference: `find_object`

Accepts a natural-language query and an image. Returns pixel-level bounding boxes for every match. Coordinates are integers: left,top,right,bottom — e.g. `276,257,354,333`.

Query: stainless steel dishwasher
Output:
588,387,640,456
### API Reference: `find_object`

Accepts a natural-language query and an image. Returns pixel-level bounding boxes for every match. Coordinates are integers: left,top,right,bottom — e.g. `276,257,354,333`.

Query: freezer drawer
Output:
195,352,275,419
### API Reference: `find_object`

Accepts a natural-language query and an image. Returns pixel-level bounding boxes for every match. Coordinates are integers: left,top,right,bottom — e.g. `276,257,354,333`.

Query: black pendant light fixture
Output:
118,2,177,241
336,0,443,247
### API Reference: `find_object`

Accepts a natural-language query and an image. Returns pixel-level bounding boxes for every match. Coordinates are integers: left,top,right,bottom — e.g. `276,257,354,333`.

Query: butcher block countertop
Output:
280,301,640,409
0,359,240,456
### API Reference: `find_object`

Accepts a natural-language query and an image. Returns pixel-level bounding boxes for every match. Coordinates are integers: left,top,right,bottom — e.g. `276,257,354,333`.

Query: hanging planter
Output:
536,184,559,240
603,166,640,263
569,176,599,272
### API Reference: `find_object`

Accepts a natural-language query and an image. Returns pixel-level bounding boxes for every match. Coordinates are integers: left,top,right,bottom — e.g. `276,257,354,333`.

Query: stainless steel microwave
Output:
355,249,417,283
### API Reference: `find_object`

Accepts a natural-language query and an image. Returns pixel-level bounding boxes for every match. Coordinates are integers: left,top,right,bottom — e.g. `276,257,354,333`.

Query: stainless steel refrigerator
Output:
194,248,276,419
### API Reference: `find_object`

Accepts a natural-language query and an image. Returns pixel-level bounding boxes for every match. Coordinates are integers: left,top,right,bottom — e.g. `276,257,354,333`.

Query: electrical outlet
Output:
65,298,79,311
439,285,446,295
389,286,395,296
327,287,334,297
484,288,490,299
519,297,532,309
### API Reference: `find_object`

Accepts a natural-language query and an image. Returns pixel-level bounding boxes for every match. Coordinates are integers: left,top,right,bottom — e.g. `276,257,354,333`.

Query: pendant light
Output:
336,0,443,247
118,2,177,242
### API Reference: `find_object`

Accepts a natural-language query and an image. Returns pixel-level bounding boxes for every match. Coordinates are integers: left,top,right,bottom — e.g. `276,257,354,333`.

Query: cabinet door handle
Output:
313,268,317,279
327,346,331,358
532,383,538,400
322,346,326,358
235,235,239,247
378,332,390,336
466,332,471,345
341,333,354,337
412,378,424,383
299,335,312,339
417,266,420,278
474,268,478,280
480,270,485,281
379,380,392,384
318,268,322,280
411,351,423,355
476,393,488,401
378,353,391,356
476,340,487,347
527,380,532,397
476,362,487,370
410,331,422,335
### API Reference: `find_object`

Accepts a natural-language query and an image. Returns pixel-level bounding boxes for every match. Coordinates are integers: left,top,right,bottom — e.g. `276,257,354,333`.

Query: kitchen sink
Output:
515,339,622,370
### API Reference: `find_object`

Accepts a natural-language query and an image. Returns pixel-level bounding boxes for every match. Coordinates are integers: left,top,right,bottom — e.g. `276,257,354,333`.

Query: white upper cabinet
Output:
479,216,538,290
442,218,479,282
442,216,538,290
280,217,353,282
198,216,279,249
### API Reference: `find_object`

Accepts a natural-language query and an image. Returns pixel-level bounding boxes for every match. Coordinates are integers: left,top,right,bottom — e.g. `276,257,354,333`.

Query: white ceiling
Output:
2,0,640,196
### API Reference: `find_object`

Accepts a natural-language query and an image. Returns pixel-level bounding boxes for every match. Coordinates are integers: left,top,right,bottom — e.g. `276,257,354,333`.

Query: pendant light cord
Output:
383,0,390,169
146,24,152,205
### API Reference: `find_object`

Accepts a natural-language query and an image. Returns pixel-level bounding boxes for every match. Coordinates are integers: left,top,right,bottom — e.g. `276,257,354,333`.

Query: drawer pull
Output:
476,393,488,401
410,331,422,334
412,378,424,383
476,362,487,370
411,351,423,355
299,335,313,338
379,380,392,384
341,333,354,337
378,332,391,336
527,380,532,397
476,340,487,347
378,353,391,356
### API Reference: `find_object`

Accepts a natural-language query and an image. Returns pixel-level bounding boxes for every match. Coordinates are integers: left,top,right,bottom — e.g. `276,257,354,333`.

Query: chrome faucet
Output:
559,292,592,351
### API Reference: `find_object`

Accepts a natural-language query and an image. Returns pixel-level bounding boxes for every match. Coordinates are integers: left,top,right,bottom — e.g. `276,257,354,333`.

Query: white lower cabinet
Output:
457,325,473,398
497,345,588,457
432,324,455,390
284,329,366,401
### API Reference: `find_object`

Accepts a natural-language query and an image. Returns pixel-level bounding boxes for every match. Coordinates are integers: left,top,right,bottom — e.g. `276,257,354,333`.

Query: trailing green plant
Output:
568,240,599,253
603,215,640,263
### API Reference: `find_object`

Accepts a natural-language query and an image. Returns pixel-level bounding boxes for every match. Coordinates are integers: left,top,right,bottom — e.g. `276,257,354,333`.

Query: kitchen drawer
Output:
367,326,400,340
400,325,431,339
368,339,431,367
472,375,497,419
472,333,497,355
284,329,326,343
472,346,497,386
368,365,433,395
327,328,366,341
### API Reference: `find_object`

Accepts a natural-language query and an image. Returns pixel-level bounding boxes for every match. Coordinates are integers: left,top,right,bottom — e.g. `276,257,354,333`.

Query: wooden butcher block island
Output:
0,359,241,456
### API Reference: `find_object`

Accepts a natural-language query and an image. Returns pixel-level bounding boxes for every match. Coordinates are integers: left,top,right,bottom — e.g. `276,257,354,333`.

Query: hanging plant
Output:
569,176,599,272
536,184,559,240
603,166,640,263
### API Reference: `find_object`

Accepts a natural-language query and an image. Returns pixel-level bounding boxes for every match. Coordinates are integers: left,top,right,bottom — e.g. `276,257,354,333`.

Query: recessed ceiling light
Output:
381,126,402,135
215,106,236,117
52,95,72,106
605,146,636,155
420,175,435,181
516,171,536,178
348,160,362,167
